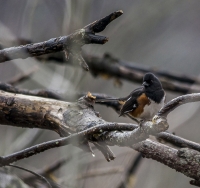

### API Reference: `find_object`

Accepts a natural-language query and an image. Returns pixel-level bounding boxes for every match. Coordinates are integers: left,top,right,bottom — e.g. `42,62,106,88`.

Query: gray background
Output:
0,0,200,187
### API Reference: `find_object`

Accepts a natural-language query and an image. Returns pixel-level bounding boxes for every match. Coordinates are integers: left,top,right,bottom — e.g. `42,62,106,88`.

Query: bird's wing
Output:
119,86,144,116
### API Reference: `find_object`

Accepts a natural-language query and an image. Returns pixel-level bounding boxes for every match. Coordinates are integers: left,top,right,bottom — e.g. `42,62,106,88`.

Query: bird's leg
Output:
126,114,140,124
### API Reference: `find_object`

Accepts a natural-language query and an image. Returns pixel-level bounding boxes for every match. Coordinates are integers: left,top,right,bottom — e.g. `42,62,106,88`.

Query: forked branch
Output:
0,10,123,70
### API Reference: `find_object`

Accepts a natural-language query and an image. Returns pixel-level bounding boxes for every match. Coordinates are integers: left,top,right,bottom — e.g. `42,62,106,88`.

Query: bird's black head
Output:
142,73,163,92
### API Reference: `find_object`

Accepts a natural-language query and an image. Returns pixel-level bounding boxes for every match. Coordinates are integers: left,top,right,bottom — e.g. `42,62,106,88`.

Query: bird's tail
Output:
95,97,126,103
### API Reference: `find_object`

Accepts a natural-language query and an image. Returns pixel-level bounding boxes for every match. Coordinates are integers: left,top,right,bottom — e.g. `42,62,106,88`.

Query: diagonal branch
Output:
0,82,63,100
157,132,200,152
0,10,123,71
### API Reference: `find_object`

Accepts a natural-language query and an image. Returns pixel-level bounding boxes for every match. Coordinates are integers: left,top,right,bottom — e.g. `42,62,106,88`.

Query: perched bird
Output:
95,73,165,122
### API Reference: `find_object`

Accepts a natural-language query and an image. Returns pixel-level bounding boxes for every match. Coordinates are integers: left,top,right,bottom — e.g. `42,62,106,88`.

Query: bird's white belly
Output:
140,97,165,120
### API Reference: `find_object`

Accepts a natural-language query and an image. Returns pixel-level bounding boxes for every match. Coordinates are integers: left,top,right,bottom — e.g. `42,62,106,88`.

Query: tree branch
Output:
157,132,200,152
0,82,63,100
0,10,123,71
157,93,200,117
0,89,200,183
0,122,136,166
132,139,200,181
27,51,200,93
93,92,200,153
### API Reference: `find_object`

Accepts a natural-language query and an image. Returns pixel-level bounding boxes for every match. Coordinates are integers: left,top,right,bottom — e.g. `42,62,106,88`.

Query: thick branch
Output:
0,90,70,136
132,139,200,180
85,54,200,94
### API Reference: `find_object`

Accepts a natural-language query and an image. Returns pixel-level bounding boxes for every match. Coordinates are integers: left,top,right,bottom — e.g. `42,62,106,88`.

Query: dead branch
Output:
0,89,200,182
0,122,136,166
157,93,200,117
0,90,70,136
2,35,199,88
1,32,199,93
0,82,63,100
132,139,200,181
0,10,123,71
35,52,200,94
157,132,200,152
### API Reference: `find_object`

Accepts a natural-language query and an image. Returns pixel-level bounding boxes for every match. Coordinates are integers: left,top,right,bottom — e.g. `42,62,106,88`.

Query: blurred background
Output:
0,0,200,187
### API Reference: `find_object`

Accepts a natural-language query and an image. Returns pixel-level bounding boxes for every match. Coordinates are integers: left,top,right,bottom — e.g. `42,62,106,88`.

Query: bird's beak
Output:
142,81,149,87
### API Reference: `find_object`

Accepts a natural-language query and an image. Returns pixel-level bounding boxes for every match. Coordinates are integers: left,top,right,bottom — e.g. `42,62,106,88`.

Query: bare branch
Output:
0,90,69,136
158,93,200,117
36,53,200,94
0,82,63,100
157,132,200,152
0,122,136,166
132,139,200,180
8,164,52,188
0,11,123,71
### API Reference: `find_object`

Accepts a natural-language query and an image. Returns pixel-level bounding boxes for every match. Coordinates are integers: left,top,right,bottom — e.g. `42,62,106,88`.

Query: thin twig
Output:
0,82,63,100
8,164,52,188
0,123,136,166
23,158,70,183
156,132,200,152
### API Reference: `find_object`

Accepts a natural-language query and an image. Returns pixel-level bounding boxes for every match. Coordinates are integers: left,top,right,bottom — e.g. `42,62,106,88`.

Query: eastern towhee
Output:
96,73,165,122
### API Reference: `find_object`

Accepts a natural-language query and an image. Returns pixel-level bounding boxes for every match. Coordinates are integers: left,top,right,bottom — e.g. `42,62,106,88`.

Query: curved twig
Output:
157,93,200,117
8,164,52,188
